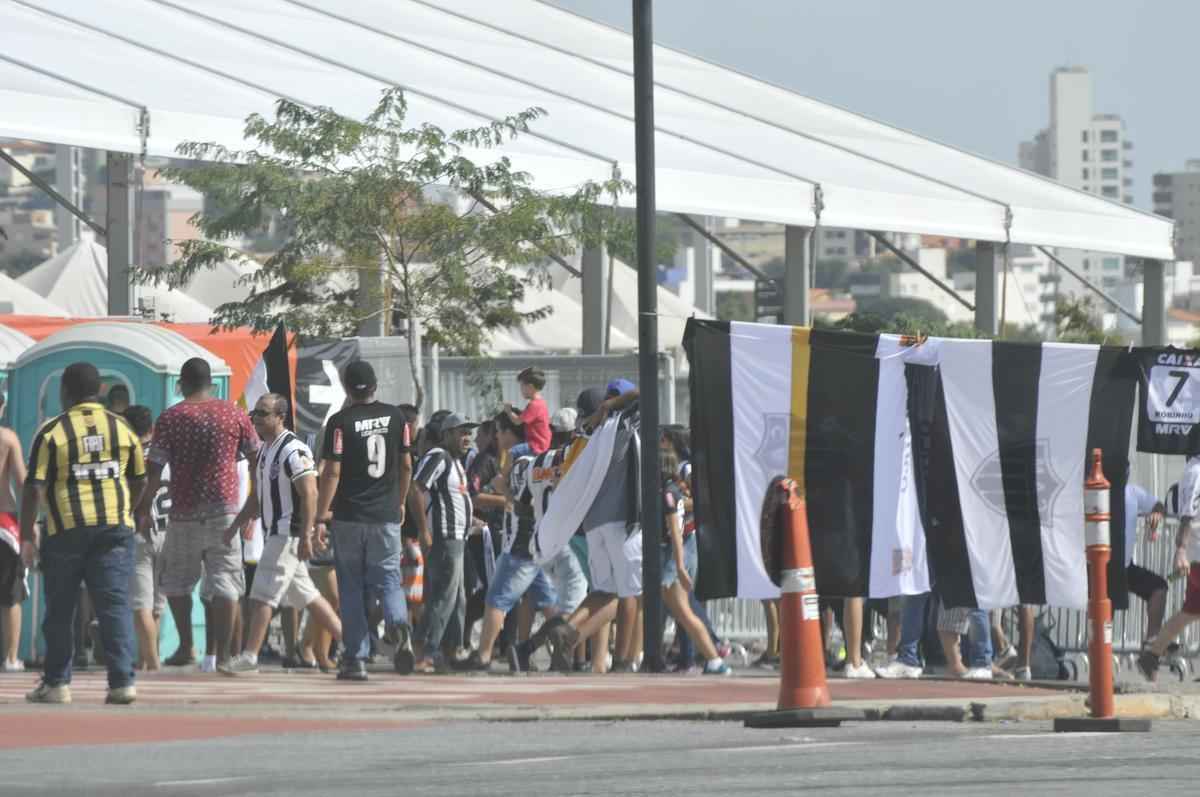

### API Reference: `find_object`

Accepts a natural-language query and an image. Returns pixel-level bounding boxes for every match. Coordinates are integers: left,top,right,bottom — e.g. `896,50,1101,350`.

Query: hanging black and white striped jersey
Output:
415,448,473,542
504,455,537,557
256,431,317,537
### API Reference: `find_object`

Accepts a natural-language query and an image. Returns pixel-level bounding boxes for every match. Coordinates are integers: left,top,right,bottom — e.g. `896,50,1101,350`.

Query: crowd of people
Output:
2,357,1199,704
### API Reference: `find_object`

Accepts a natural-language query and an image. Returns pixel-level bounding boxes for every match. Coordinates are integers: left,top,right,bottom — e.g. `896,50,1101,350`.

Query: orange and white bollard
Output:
1054,449,1150,733
746,478,863,729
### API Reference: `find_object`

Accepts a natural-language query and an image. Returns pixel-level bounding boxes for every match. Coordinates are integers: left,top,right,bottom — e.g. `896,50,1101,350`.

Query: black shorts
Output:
1127,563,1168,602
0,544,28,608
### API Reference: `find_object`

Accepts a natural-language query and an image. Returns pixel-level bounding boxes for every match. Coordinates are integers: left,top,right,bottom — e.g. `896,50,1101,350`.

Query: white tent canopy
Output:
0,0,1174,260
178,258,261,310
557,262,709,349
0,324,35,369
0,272,68,317
488,283,638,355
18,236,215,323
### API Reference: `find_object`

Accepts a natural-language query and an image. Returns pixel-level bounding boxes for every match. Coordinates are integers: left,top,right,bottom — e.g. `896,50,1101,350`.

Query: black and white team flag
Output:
242,323,295,430
684,320,1136,610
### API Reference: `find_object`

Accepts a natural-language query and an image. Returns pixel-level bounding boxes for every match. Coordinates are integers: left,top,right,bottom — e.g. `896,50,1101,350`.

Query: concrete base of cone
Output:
1054,717,1152,733
744,707,867,729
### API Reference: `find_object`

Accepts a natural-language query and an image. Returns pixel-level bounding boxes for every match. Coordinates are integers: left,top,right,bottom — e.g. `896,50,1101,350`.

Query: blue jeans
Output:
485,553,557,613
332,521,409,663
897,592,930,667
964,609,993,668
41,525,135,688
421,538,466,652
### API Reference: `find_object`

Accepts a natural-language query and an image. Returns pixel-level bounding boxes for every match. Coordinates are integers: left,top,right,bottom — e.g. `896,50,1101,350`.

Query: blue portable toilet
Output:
0,324,35,413
8,321,233,663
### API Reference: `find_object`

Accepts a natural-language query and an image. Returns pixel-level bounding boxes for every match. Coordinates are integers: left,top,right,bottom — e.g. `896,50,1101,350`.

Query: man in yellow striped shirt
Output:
19,362,146,705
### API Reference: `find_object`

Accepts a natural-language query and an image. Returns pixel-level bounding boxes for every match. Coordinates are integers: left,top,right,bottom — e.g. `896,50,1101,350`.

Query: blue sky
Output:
548,0,1198,209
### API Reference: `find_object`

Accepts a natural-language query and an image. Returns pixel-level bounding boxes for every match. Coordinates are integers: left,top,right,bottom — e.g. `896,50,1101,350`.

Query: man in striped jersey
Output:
412,413,476,673
221,395,341,675
458,414,558,672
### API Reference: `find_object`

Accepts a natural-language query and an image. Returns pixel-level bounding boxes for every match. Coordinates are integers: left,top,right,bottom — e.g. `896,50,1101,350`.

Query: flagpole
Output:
633,0,663,666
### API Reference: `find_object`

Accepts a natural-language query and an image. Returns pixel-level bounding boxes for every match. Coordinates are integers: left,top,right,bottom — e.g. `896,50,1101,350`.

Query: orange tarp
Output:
0,315,275,402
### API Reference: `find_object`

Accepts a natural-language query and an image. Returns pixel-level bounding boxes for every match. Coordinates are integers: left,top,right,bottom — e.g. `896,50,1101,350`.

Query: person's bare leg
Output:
133,609,160,670
166,595,194,660
614,596,639,664
210,596,238,663
990,609,1010,654
664,585,718,661
304,598,341,642
939,630,966,676
844,597,865,667
231,602,244,655
1147,589,1167,642
281,607,300,660
1148,611,1200,657
591,620,612,674
573,598,618,644
1018,606,1035,670
517,598,535,644
476,607,507,664
628,600,644,666
1,604,21,665
240,601,274,657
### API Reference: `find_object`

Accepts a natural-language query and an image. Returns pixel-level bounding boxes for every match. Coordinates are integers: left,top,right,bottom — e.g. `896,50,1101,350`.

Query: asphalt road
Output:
3,718,1198,796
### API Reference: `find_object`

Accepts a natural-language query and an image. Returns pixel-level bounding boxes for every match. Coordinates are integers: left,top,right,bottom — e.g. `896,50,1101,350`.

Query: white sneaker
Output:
844,661,878,679
1014,666,1032,681
2,659,25,673
221,653,259,676
874,658,922,679
962,667,993,680
199,655,217,674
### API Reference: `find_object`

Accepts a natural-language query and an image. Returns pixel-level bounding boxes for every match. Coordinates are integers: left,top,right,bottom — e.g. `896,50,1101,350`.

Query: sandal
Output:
413,657,437,674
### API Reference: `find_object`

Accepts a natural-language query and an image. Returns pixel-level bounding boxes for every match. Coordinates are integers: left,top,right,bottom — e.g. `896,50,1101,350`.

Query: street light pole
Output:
632,0,663,667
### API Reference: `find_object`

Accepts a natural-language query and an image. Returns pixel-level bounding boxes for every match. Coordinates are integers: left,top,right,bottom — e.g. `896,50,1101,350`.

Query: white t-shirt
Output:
1124,484,1160,567
1177,456,1200,562
239,457,264,564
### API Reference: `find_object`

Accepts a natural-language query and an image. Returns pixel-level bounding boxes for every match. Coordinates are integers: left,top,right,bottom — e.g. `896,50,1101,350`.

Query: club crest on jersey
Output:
969,440,1064,527
754,413,789,474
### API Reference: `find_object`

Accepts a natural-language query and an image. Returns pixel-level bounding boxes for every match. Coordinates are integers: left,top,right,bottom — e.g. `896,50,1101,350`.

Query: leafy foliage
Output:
140,89,632,407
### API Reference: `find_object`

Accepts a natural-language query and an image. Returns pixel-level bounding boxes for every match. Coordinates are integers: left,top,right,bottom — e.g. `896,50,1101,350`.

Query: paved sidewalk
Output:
0,667,1123,749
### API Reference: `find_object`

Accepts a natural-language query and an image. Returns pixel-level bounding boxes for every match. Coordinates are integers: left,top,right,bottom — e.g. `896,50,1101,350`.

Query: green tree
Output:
1054,296,1113,344
715,290,754,322
142,89,631,408
854,296,948,326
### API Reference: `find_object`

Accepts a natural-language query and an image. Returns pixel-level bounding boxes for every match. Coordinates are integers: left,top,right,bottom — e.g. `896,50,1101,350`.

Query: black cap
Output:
576,387,606,417
343,360,377,392
440,412,479,431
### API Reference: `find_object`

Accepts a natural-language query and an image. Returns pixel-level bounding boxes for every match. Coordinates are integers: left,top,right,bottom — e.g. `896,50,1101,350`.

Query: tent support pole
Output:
0,149,106,238
106,152,134,316
633,0,663,666
869,232,974,311
784,226,810,326
974,241,999,336
1142,259,1167,345
674,212,776,286
1035,246,1143,327
581,245,609,355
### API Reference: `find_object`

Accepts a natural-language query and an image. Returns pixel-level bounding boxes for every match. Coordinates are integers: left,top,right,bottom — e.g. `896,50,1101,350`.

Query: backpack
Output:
1030,613,1071,681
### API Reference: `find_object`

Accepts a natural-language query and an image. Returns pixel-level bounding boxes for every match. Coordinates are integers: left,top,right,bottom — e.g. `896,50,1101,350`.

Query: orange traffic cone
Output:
746,478,864,729
1054,449,1150,733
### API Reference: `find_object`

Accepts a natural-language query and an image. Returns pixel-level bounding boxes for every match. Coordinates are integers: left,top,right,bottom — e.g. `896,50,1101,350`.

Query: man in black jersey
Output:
315,362,413,681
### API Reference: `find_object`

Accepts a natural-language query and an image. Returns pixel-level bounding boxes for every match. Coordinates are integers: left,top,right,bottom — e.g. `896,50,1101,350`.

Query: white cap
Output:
551,407,578,432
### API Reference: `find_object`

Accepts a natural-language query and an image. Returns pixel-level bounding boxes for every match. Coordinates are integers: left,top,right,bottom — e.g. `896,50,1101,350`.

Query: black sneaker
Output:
1136,649,1160,682
337,660,369,682
454,652,491,673
392,626,415,676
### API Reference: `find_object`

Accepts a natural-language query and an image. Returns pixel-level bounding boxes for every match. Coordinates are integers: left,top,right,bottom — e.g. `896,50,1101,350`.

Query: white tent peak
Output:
0,272,68,317
17,239,215,323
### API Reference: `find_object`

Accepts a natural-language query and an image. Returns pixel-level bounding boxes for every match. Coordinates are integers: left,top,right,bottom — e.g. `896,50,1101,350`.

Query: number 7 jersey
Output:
322,400,412,524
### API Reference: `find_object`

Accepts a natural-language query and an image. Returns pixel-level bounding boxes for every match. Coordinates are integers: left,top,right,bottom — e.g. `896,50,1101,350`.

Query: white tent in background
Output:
182,258,261,309
18,236,214,323
0,272,68,317
488,283,637,355
558,259,710,350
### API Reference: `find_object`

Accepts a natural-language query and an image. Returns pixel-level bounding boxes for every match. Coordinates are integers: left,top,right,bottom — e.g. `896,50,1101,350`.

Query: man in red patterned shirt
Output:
134,358,260,669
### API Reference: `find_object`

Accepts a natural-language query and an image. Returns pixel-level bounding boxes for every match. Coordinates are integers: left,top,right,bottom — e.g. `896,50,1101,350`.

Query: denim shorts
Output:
485,552,557,613
661,534,698,589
